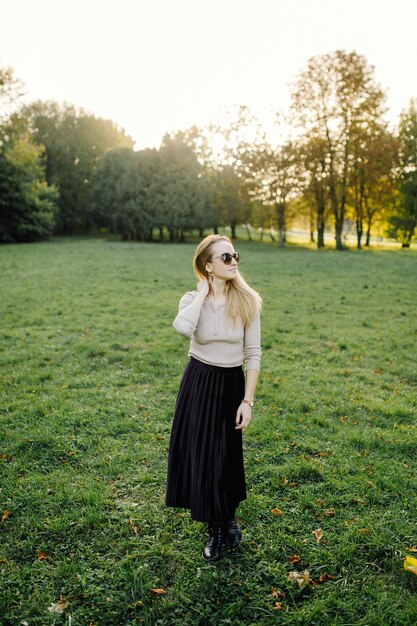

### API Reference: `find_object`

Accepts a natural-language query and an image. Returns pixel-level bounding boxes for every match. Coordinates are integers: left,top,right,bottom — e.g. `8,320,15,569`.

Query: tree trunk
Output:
335,217,344,250
259,227,264,242
213,225,218,234
159,226,164,241
245,224,252,240
230,223,237,239
276,202,285,248
356,218,363,249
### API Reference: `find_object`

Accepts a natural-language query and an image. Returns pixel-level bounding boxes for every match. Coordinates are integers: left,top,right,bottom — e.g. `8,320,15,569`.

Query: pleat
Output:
166,357,246,522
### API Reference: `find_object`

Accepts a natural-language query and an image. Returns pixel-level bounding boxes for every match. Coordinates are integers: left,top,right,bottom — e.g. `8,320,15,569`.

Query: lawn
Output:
0,237,416,625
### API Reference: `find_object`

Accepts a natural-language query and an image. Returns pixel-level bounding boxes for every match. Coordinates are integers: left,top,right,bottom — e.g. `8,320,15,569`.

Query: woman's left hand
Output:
235,403,252,430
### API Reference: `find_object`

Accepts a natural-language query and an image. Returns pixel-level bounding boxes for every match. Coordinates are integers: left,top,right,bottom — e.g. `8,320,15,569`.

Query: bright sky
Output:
2,0,417,149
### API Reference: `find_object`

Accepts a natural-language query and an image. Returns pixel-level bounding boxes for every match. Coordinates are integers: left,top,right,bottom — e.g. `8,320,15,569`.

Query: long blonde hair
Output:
193,234,262,326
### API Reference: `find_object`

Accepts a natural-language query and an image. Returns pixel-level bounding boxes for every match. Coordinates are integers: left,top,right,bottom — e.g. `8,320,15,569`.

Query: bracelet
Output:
242,399,254,407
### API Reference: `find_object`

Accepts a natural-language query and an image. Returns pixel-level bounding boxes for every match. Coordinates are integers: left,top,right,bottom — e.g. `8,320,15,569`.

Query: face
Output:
206,240,239,281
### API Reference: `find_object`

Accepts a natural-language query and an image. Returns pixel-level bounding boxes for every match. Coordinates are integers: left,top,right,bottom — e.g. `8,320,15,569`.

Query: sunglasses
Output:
212,252,240,265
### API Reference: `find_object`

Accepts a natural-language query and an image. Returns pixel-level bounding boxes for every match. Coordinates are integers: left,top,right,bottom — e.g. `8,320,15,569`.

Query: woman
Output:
166,234,262,561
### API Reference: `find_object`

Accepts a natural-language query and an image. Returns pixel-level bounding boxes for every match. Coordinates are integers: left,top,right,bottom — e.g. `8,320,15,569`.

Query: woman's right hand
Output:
197,279,210,297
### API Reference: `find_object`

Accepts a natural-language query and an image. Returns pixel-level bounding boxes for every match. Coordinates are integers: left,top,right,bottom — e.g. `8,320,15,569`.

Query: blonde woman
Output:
166,235,262,561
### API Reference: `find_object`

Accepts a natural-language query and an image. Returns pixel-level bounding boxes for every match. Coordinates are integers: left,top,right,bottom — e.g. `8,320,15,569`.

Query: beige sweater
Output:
173,291,261,371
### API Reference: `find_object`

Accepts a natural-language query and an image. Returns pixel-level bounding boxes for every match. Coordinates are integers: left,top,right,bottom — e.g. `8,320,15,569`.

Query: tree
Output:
0,114,58,243
291,50,387,250
0,66,57,243
348,122,398,248
388,100,417,247
156,135,210,241
299,136,330,248
245,140,299,247
209,165,251,239
22,101,134,234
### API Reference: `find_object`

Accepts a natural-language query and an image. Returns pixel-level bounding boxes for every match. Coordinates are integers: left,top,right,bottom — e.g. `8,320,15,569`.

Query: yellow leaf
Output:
405,546,417,553
271,508,283,516
313,528,323,542
48,597,69,614
274,602,284,610
288,570,312,590
288,555,301,564
150,588,166,595
404,555,417,576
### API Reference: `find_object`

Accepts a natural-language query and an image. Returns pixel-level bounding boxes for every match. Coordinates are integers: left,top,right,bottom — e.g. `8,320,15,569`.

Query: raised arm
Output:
173,280,210,337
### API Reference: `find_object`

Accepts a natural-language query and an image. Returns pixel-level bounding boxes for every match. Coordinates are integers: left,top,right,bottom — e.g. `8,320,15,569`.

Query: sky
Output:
2,0,417,149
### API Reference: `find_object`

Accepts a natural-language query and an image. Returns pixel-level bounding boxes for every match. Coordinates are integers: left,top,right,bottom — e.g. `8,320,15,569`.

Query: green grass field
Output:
1,237,416,625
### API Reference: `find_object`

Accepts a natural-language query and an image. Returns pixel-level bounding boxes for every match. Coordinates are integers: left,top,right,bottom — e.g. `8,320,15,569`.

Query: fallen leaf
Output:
271,508,283,516
314,499,326,506
405,546,417,553
288,555,301,564
350,498,367,505
313,528,323,542
48,596,69,614
128,519,138,535
319,572,337,583
404,555,417,577
324,508,336,517
1,510,10,523
150,588,166,595
37,551,47,560
274,602,284,610
288,570,312,590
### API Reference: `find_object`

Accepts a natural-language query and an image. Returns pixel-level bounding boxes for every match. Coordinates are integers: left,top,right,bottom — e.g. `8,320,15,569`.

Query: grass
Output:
0,236,416,625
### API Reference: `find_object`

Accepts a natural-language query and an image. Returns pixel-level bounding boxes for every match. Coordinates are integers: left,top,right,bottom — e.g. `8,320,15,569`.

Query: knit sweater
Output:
173,291,261,371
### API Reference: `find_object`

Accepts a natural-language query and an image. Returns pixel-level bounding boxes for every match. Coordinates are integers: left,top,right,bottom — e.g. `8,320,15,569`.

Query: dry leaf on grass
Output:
405,546,417,553
288,555,301,564
404,555,417,576
287,570,313,590
48,596,69,614
1,510,10,523
150,588,166,595
319,572,337,583
274,602,284,610
128,519,138,535
271,508,283,516
313,528,323,542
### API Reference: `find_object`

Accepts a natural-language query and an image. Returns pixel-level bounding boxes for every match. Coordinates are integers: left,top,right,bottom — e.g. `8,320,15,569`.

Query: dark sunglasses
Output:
213,252,240,265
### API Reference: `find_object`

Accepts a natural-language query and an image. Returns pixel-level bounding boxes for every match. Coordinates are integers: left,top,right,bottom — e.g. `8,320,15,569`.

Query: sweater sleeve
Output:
243,311,261,371
172,291,199,337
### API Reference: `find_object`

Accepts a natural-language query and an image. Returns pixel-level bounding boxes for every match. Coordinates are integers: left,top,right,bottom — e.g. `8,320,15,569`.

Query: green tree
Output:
0,114,57,243
22,101,134,234
291,50,387,250
348,122,398,248
387,100,417,247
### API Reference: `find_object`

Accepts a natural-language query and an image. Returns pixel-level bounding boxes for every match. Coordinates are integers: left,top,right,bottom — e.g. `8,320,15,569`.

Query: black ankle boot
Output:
202,524,223,561
222,518,242,548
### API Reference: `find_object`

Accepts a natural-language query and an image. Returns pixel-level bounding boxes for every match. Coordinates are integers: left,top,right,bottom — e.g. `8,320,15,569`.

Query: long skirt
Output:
166,357,246,523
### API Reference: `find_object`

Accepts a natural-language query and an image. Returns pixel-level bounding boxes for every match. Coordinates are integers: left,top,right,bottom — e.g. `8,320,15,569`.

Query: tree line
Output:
1,50,416,248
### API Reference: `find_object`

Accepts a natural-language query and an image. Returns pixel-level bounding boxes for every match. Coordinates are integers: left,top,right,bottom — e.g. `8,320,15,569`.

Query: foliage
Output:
22,100,134,234
387,100,417,246
0,115,58,243
291,50,387,250
0,238,416,624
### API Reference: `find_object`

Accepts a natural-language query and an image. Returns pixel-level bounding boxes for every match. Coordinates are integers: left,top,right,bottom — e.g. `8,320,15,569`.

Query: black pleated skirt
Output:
166,357,246,523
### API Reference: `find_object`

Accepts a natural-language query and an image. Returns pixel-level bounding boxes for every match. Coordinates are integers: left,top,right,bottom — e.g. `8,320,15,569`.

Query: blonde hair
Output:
193,234,262,327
